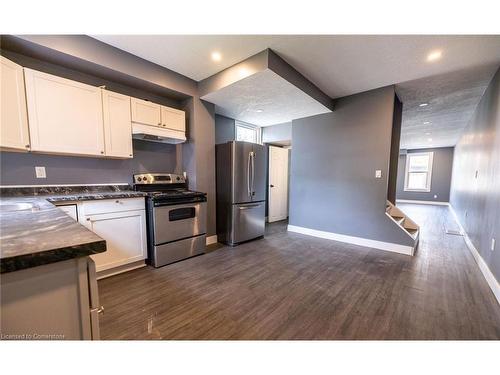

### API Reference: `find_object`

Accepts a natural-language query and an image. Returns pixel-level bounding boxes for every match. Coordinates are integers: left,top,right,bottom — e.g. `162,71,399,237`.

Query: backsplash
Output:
0,139,180,186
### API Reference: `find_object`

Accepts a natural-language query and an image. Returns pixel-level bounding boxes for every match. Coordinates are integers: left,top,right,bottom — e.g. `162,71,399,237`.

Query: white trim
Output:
396,199,449,206
0,183,129,188
404,151,434,192
449,205,500,305
287,225,414,256
206,235,218,245
96,261,146,280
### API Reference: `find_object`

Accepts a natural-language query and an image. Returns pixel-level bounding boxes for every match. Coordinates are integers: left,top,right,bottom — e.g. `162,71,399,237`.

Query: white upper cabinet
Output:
131,97,162,127
78,198,147,274
102,89,133,158
24,68,105,157
0,56,30,151
161,105,185,132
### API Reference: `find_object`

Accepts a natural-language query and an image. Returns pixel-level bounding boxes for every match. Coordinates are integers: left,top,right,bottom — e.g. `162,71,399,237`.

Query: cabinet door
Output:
131,97,161,127
24,68,105,156
102,89,133,158
81,209,147,272
161,105,186,132
0,56,30,151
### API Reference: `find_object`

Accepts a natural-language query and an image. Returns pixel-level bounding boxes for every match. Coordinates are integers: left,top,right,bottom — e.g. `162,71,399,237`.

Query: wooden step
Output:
395,217,405,225
406,228,418,238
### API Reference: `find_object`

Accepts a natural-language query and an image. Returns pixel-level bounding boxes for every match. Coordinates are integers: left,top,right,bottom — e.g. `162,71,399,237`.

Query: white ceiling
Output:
201,69,331,126
92,35,500,147
92,35,500,98
396,64,497,149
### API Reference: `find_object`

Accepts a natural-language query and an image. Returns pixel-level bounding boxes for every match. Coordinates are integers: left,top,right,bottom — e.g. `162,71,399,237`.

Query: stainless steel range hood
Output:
132,123,186,144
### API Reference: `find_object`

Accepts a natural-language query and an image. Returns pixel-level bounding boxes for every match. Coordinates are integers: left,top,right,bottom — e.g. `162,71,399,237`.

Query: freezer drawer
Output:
153,202,206,245
230,202,265,245
151,234,206,267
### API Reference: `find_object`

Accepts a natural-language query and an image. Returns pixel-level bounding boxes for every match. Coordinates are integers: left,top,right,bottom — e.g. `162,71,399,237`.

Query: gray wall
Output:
450,67,500,282
396,147,454,202
215,114,236,144
0,140,177,185
182,98,217,235
289,86,413,246
262,122,292,144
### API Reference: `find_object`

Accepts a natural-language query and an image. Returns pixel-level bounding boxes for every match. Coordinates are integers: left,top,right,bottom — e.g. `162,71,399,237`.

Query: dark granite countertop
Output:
0,185,147,273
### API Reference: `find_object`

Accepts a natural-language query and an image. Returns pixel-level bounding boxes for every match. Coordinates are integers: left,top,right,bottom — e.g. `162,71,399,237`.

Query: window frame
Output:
404,151,434,192
235,121,261,144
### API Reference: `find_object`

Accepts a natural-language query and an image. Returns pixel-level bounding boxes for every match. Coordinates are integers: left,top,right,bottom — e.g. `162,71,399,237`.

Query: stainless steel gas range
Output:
133,173,207,268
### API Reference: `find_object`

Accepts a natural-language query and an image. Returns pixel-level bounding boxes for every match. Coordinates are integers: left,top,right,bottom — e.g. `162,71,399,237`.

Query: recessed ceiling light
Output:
427,138,433,142
256,109,263,113
211,51,222,62
427,50,442,62
423,121,430,125
419,103,428,107
425,132,431,135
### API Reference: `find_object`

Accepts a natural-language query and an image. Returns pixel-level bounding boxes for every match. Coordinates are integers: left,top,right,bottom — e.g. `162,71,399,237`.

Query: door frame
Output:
268,145,290,223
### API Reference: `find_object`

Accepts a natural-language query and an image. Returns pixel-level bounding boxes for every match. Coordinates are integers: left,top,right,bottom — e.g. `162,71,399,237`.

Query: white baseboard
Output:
396,199,449,206
287,225,414,256
206,235,218,245
449,205,500,305
96,260,146,280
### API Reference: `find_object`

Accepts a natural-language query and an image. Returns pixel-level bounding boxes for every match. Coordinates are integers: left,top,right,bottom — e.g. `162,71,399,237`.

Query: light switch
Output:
375,170,382,179
491,238,496,252
35,166,46,178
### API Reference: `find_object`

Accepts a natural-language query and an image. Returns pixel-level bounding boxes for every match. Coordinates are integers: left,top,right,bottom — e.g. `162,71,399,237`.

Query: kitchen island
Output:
0,185,146,340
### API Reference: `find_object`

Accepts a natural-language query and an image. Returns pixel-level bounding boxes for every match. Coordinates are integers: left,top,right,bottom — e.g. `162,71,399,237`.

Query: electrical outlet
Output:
375,170,382,179
35,166,46,178
491,238,496,251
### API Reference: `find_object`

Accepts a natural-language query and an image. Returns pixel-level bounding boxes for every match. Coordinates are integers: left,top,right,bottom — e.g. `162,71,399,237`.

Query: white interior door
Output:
268,146,289,222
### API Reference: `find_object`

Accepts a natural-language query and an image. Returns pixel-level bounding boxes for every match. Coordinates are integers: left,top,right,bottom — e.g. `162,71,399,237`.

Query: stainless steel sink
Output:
0,202,34,212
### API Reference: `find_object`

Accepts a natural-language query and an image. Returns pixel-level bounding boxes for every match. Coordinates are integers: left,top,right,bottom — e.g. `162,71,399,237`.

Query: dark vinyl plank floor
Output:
98,206,500,339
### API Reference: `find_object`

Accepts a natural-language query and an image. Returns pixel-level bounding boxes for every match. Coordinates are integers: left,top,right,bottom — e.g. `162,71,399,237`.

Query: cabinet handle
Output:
97,306,104,314
157,122,161,126
100,151,104,154
86,218,90,221
25,144,30,149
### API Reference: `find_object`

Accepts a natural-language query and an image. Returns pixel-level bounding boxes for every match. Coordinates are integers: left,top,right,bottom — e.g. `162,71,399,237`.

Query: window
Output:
404,152,434,192
235,121,261,144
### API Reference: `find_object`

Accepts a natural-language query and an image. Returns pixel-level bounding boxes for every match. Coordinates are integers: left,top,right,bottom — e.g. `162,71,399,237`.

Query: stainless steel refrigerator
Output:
216,141,267,245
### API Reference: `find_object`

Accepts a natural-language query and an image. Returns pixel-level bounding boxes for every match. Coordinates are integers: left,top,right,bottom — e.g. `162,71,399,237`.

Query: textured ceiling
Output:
201,69,331,126
92,35,500,98
91,35,500,147
396,64,498,150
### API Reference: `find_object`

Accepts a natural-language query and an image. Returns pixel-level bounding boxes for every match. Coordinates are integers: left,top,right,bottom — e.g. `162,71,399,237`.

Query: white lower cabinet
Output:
78,198,147,275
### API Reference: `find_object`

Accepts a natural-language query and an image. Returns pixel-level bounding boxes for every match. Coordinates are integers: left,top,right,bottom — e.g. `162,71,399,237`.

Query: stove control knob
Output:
137,177,142,182
176,176,180,181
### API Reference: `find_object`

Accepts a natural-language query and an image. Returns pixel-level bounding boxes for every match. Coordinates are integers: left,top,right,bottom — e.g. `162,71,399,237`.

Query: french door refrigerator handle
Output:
251,151,255,197
247,151,252,197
